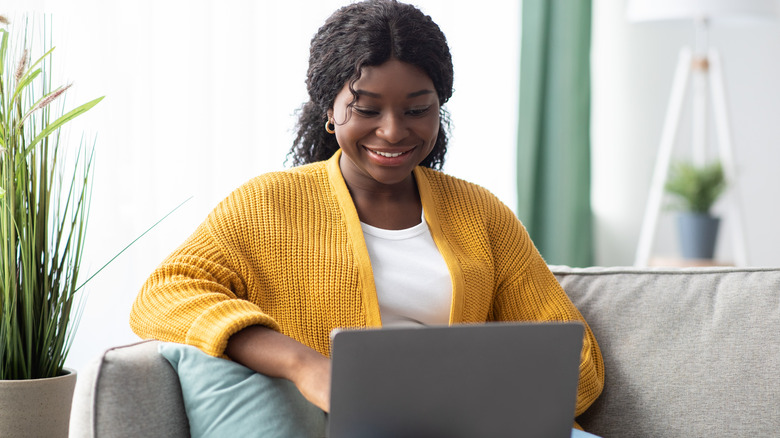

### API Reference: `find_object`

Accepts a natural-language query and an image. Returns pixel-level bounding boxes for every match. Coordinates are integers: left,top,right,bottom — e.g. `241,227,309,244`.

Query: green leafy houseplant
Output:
664,160,727,214
664,160,727,260
0,16,103,380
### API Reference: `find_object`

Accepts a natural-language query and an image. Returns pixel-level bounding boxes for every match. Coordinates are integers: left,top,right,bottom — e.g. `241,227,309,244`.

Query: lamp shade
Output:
627,0,778,23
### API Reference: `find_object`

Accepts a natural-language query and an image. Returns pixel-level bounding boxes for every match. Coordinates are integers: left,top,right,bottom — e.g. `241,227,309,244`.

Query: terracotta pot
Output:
0,368,77,438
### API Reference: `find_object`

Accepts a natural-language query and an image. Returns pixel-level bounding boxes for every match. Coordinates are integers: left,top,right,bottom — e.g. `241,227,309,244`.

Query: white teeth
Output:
371,150,404,158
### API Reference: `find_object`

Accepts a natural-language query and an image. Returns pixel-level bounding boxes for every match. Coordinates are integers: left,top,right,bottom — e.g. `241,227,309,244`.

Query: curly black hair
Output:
289,0,454,170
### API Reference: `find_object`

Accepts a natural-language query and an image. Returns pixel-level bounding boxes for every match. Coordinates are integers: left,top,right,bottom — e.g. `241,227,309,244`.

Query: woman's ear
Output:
327,108,334,121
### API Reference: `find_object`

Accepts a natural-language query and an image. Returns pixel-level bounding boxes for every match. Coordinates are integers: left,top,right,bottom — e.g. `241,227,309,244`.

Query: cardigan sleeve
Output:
487,204,604,417
130,205,281,358
492,248,605,417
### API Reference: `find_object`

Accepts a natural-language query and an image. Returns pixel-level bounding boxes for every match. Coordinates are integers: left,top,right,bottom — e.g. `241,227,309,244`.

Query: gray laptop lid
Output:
328,322,584,438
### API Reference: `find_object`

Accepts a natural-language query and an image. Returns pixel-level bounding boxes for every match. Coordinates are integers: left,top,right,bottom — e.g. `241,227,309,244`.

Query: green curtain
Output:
517,0,592,267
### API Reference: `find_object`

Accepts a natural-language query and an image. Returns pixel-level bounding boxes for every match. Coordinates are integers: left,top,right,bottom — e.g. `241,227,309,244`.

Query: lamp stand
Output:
633,46,748,267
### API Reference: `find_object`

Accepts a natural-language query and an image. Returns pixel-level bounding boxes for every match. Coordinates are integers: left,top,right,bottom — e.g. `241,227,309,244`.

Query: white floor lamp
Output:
627,0,777,267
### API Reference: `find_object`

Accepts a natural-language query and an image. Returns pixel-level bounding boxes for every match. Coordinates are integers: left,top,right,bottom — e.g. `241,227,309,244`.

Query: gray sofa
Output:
69,266,780,437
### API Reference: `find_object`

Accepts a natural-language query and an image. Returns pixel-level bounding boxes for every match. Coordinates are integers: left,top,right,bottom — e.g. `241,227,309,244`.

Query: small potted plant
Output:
0,15,103,437
664,160,727,260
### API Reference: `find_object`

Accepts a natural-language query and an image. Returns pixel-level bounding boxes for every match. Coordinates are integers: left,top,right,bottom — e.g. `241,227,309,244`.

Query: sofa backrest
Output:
553,266,780,438
70,340,189,438
72,267,780,438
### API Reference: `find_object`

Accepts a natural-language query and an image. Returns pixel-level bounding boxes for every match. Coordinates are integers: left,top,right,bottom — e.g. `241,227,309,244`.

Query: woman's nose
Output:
375,113,408,144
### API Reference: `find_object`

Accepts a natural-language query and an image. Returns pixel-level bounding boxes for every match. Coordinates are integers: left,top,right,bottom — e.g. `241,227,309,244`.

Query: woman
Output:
131,0,604,434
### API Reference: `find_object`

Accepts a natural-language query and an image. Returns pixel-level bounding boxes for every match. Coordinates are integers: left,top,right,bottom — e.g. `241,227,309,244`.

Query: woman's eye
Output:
407,107,431,116
353,107,378,116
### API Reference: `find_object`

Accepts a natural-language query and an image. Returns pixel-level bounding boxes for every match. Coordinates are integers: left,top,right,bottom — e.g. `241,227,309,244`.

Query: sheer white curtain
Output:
5,0,519,370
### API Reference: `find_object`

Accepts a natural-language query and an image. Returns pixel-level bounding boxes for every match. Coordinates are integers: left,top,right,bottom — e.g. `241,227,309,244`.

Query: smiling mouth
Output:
364,147,413,158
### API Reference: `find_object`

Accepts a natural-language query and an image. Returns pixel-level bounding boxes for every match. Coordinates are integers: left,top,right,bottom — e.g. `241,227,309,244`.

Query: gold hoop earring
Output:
325,119,336,134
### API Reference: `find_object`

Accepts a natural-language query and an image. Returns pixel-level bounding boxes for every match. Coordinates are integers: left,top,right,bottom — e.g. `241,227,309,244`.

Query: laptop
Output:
328,321,584,438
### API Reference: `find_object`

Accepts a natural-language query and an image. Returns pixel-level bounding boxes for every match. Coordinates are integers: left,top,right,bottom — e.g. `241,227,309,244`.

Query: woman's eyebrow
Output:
356,90,382,98
407,89,434,98
355,89,435,98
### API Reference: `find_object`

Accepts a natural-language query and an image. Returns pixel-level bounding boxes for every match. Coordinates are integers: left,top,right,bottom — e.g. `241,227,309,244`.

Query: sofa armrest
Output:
69,340,190,438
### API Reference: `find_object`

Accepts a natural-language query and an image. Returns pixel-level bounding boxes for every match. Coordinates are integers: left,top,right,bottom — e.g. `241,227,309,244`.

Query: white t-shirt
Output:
360,214,452,327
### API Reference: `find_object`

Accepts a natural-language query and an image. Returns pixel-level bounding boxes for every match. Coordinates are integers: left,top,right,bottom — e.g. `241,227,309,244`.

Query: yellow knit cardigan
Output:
130,150,604,415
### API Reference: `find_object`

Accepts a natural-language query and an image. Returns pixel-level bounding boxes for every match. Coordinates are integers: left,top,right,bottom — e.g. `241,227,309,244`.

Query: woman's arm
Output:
226,325,332,412
130,216,280,357
492,247,605,417
482,198,604,416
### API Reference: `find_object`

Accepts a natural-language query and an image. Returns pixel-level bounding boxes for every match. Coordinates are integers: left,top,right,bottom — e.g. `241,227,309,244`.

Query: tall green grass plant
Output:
0,16,103,380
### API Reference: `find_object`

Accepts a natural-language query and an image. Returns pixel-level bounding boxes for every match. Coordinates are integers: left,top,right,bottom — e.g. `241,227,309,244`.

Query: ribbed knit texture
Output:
130,150,604,416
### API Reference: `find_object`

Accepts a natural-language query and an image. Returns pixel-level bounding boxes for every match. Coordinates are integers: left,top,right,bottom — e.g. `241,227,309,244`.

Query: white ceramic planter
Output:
0,368,77,438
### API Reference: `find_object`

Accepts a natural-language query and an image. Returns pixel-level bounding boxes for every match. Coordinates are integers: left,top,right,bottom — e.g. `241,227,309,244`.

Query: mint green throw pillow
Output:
158,343,327,438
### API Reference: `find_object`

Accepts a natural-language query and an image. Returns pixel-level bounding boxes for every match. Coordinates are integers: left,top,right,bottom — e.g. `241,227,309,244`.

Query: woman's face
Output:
328,58,440,191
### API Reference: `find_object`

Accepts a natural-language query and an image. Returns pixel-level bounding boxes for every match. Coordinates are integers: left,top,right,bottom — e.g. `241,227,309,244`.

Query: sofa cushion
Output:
553,266,780,437
69,340,190,438
158,342,327,438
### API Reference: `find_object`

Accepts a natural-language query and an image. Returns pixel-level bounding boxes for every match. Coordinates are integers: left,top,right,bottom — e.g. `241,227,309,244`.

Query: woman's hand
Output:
226,325,332,412
289,351,332,412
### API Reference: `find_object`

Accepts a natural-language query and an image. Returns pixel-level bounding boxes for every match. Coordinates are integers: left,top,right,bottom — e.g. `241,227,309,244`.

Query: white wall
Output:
18,0,779,375
592,0,780,267
3,0,519,372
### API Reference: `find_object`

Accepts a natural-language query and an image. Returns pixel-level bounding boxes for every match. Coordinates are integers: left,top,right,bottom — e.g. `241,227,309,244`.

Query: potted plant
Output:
0,15,103,437
664,160,727,260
